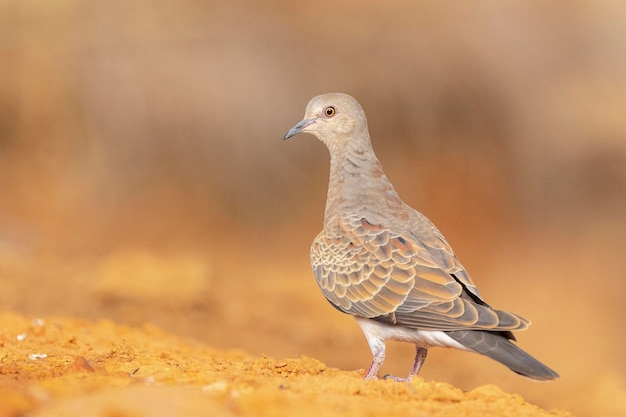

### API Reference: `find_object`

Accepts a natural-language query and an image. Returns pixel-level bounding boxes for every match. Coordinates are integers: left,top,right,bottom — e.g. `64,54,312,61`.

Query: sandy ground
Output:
2,218,625,417
0,311,572,417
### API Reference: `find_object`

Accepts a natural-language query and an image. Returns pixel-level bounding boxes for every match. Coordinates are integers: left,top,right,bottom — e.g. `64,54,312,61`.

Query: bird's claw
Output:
382,374,412,383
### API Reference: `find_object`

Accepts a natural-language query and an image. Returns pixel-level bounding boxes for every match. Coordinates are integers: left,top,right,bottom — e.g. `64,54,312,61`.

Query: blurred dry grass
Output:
1,1,626,416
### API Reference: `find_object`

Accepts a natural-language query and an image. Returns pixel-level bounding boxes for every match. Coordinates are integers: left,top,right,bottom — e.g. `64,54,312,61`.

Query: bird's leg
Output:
363,335,386,380
383,346,428,382
365,350,385,380
408,346,428,378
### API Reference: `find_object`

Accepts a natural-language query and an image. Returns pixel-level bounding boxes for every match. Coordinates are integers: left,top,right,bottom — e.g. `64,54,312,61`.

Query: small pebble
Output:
28,353,47,360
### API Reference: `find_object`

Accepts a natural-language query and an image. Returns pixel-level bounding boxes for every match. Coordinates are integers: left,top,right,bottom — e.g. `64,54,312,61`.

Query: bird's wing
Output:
311,216,528,331
409,211,482,300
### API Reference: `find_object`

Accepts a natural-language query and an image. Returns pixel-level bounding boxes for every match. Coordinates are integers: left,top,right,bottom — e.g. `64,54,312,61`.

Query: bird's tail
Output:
446,330,559,381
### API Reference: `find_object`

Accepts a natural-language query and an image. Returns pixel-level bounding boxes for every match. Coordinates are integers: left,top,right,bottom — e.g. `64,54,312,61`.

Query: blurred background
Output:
1,1,625,416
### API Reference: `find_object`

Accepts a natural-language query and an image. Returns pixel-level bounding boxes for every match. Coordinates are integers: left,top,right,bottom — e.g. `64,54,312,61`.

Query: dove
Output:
284,93,559,382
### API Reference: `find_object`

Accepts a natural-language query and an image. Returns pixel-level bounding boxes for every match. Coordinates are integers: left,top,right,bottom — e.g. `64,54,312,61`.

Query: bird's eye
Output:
324,106,336,118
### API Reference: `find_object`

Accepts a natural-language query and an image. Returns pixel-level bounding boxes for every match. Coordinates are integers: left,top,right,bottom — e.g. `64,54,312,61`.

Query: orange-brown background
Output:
1,2,625,416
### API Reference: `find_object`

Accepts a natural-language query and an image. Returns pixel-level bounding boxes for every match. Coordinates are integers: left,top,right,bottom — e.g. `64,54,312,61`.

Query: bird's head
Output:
284,93,370,152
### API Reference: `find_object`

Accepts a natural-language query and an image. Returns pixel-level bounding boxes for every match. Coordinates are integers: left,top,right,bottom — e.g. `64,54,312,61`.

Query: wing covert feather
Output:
311,216,528,332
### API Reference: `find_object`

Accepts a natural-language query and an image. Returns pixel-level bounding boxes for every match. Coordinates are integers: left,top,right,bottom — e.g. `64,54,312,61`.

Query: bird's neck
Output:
324,141,404,227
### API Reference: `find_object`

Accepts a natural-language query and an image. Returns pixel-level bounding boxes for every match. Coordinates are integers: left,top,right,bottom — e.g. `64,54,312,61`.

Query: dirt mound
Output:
0,312,571,417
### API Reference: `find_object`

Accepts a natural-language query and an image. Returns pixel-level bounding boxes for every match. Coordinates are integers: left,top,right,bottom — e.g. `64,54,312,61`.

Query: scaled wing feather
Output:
311,216,528,332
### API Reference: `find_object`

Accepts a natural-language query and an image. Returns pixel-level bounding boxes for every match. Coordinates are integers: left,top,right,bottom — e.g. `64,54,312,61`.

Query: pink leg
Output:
409,346,428,377
364,341,385,380
383,346,428,382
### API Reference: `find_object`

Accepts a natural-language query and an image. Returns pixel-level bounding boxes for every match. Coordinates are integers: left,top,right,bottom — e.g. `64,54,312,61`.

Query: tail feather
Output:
447,330,559,381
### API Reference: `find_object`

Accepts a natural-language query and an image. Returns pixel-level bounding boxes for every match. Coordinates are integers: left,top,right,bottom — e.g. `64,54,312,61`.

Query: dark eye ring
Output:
324,106,336,117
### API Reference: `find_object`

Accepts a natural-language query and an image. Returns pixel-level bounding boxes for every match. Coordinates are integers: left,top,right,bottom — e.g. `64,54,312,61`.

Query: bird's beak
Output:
283,118,315,140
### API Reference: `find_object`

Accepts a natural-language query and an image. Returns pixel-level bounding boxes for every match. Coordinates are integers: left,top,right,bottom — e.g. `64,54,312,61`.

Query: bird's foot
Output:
382,374,412,383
